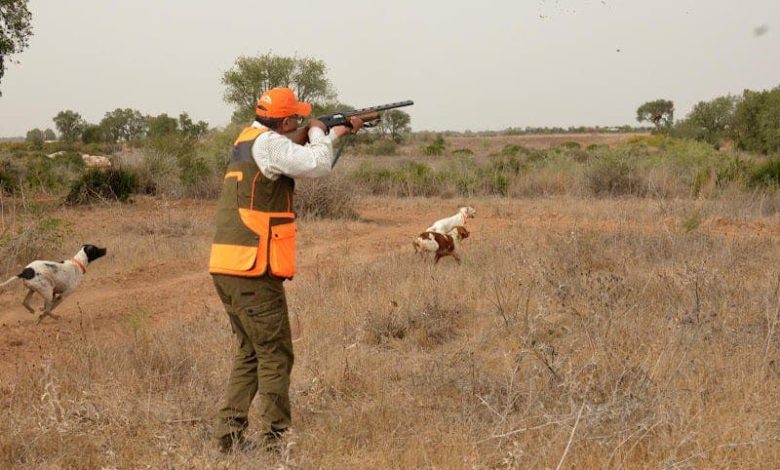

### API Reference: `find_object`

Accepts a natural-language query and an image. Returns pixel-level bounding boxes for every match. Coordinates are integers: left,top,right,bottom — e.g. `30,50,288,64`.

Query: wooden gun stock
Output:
353,111,380,124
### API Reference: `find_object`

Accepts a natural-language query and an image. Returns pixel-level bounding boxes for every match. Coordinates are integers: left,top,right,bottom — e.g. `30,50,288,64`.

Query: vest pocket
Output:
269,222,297,278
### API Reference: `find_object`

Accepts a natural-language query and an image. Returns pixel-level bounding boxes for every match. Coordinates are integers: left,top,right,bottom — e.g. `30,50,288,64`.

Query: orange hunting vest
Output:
208,127,297,279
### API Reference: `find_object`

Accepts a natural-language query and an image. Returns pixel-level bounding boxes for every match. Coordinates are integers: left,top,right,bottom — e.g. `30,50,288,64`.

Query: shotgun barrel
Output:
285,100,414,145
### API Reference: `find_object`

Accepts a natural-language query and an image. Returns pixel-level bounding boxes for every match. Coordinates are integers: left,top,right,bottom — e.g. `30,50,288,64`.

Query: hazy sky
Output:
0,0,778,137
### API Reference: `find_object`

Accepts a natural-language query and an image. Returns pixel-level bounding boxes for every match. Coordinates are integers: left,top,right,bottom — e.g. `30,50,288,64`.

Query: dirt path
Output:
0,200,457,372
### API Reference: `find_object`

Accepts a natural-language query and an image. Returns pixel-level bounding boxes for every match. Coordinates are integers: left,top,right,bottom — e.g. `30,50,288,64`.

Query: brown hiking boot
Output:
218,432,250,453
260,429,287,453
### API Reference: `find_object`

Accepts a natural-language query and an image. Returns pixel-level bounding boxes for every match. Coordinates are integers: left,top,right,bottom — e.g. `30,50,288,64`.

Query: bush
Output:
65,168,139,205
421,135,447,156
715,157,753,188
0,216,70,275
501,144,529,157
586,152,646,196
489,154,523,175
352,160,444,197
24,153,85,193
0,159,23,194
749,158,780,188
294,174,357,219
363,139,398,156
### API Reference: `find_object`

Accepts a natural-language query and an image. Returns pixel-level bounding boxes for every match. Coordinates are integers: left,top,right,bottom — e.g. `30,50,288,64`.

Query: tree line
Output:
23,52,412,147
23,109,209,147
636,84,780,154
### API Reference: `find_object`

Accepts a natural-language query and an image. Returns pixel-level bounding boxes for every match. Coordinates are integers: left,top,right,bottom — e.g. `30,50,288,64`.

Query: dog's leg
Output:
453,253,462,265
22,290,36,314
36,289,61,324
49,295,66,313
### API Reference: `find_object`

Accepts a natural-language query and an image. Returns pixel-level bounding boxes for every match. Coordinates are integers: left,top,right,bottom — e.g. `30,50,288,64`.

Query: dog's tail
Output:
0,268,34,291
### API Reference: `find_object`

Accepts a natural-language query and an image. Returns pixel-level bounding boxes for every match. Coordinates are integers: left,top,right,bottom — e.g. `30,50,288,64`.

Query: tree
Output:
146,113,178,138
25,127,42,147
43,128,56,140
81,124,104,144
222,53,336,123
732,86,780,154
178,112,209,139
53,110,86,143
377,109,412,142
99,108,147,143
0,0,32,95
636,99,674,133
676,95,738,147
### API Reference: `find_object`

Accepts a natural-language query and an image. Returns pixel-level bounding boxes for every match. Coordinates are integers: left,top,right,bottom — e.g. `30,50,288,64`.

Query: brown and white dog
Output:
413,226,470,264
425,206,476,234
0,244,107,324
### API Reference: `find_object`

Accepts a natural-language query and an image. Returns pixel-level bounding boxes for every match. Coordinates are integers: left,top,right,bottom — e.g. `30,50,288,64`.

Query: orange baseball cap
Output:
255,87,312,118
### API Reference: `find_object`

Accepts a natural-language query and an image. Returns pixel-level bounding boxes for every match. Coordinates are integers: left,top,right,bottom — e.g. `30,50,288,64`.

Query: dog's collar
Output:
72,258,87,274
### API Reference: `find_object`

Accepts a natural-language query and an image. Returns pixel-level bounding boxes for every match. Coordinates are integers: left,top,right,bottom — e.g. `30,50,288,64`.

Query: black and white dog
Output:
0,244,107,324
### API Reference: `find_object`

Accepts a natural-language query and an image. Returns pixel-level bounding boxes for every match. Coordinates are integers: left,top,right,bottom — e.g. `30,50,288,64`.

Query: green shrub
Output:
352,160,444,197
489,154,523,175
489,173,509,196
501,144,529,156
177,153,213,194
586,152,646,196
749,158,780,188
626,134,668,148
0,159,23,194
452,173,479,196
65,168,139,205
716,158,753,188
422,135,446,156
24,153,85,193
364,139,398,156
559,141,581,149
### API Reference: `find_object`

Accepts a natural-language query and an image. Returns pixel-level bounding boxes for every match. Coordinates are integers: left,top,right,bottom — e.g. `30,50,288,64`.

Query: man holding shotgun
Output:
209,87,363,452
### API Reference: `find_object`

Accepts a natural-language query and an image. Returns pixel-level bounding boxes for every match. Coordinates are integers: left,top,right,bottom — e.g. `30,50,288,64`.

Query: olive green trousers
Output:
212,274,294,440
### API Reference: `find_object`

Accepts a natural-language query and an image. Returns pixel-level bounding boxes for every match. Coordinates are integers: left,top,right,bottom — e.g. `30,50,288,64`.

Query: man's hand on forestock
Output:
332,116,364,138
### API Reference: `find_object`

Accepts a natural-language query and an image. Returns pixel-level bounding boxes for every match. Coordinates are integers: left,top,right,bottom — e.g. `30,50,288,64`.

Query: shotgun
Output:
285,100,414,146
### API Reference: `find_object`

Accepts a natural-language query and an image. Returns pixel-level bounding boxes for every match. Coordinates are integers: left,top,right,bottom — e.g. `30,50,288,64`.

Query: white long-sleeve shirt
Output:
250,121,341,180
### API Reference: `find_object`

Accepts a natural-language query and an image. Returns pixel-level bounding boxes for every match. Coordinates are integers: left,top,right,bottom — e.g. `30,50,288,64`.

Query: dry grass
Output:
1,191,780,468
